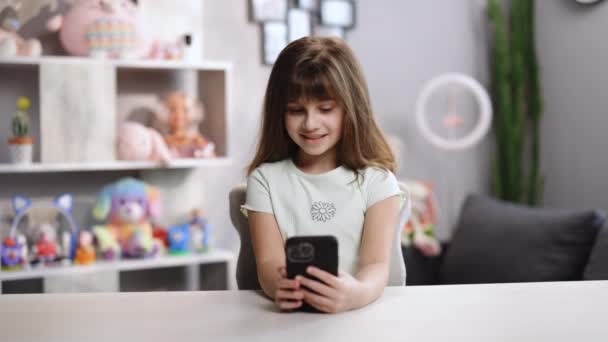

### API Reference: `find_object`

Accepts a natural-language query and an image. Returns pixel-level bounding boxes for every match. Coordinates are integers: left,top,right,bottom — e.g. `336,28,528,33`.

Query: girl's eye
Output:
320,107,333,112
287,108,305,113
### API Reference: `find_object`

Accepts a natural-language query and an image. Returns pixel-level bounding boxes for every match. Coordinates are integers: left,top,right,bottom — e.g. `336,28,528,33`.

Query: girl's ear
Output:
92,186,113,221
145,185,162,219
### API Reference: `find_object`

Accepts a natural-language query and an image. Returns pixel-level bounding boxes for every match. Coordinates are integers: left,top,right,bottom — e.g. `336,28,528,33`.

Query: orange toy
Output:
74,231,96,265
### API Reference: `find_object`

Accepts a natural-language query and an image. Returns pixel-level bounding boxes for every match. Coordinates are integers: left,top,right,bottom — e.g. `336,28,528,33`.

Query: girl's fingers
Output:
296,275,336,298
278,300,302,311
277,278,300,290
302,289,336,313
276,289,304,301
306,267,339,288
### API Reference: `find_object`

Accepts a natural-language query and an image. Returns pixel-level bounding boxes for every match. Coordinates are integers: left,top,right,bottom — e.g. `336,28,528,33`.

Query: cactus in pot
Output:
7,96,34,164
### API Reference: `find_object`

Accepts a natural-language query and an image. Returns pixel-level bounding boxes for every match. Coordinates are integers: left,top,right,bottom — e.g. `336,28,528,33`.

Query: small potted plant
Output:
7,96,34,164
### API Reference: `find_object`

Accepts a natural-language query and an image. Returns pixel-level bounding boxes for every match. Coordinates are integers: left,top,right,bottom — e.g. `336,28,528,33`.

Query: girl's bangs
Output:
286,66,337,103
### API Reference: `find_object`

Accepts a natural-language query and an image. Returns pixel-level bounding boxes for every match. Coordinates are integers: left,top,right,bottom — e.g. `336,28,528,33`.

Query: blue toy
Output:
167,223,190,255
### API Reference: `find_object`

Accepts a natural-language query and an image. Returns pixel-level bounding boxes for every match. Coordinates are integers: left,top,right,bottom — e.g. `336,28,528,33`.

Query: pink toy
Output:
117,122,171,164
147,34,192,61
92,177,164,258
0,2,42,57
46,0,144,58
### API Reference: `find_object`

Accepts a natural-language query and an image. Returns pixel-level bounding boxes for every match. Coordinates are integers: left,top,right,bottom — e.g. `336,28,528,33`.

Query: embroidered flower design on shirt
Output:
310,201,336,222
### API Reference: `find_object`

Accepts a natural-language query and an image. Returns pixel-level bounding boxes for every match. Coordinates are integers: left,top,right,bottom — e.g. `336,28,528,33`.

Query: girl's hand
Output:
297,267,360,314
274,267,304,311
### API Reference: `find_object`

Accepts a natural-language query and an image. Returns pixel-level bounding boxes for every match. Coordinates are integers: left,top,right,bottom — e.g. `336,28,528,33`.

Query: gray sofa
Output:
403,195,608,285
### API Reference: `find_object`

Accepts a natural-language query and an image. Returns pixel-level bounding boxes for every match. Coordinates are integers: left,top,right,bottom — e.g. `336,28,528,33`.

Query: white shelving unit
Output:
0,55,235,293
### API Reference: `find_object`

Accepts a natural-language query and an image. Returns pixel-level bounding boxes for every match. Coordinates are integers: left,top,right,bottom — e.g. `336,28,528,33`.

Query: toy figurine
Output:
32,223,59,265
92,178,164,259
74,231,96,265
1,235,26,270
189,209,210,253
156,91,216,159
167,223,190,256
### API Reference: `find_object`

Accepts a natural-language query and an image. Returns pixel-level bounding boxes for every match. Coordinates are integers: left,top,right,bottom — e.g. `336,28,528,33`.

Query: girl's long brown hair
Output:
247,37,396,175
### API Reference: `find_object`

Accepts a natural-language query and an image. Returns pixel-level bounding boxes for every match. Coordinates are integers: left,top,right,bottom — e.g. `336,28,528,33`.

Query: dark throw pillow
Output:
439,195,605,284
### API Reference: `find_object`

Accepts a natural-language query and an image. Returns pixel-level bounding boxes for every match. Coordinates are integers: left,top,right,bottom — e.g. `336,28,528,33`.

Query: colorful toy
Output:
46,0,144,59
6,96,34,164
1,235,26,270
92,226,121,260
92,178,164,259
74,230,96,265
401,180,442,257
117,122,172,164
1,194,79,269
155,91,216,159
189,208,210,253
167,223,189,256
0,1,42,57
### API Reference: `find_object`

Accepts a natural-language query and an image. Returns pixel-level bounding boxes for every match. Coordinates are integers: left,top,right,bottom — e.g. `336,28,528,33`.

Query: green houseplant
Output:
487,0,543,206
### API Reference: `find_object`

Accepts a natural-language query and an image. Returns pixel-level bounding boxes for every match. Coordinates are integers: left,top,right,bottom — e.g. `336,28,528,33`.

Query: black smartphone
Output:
285,235,338,312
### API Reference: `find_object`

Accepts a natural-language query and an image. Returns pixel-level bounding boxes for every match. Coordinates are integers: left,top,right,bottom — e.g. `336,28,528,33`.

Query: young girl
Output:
242,37,403,313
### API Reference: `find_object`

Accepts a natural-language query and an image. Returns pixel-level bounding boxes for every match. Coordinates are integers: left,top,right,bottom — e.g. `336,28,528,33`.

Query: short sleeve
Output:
365,169,403,210
241,168,274,217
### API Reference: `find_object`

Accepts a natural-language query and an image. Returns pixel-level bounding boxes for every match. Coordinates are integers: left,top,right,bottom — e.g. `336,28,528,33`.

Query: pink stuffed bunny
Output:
117,122,171,164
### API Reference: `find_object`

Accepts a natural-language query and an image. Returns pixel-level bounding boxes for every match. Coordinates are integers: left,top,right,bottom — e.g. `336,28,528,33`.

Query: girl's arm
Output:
248,211,303,309
297,195,402,313
351,194,402,307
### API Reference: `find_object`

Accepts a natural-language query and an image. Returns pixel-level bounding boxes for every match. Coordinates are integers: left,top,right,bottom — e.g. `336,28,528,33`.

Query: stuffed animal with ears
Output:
0,1,42,57
1,194,78,269
117,122,172,164
46,0,145,59
92,177,163,258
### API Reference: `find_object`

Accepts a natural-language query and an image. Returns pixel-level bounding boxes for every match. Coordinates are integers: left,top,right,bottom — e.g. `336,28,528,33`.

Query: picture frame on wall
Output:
249,0,288,22
319,0,355,29
262,21,288,65
314,25,345,40
288,8,312,42
296,0,320,11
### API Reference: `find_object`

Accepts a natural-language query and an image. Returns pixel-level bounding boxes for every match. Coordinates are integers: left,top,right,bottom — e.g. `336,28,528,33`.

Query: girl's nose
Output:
303,112,320,131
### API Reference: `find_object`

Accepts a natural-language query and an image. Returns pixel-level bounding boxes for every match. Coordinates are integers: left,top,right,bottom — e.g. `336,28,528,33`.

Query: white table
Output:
0,281,607,342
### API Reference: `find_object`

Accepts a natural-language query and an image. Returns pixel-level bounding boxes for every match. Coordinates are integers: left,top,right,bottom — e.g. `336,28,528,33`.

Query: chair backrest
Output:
229,183,409,290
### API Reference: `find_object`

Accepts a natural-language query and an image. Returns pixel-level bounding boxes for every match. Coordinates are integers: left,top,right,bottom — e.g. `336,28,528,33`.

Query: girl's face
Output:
285,98,344,161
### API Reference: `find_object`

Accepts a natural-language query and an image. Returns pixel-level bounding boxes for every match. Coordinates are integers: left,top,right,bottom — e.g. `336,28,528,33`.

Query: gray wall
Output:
537,1,608,212
203,0,493,245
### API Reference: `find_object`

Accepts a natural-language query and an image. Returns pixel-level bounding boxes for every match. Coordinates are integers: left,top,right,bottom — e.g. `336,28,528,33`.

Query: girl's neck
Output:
294,148,339,174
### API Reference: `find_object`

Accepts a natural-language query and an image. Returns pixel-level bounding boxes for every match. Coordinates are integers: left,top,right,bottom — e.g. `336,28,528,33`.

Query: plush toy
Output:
92,177,163,259
0,1,42,57
401,180,442,257
117,122,171,164
155,91,216,159
46,0,144,59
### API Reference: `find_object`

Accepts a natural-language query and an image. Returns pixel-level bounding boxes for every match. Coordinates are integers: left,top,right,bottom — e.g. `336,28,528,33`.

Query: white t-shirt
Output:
242,158,403,275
